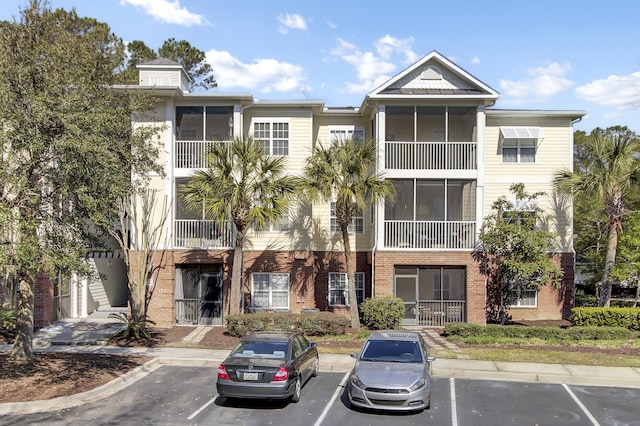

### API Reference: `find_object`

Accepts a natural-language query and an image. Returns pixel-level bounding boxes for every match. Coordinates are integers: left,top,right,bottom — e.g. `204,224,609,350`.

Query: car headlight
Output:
409,377,426,392
350,374,365,389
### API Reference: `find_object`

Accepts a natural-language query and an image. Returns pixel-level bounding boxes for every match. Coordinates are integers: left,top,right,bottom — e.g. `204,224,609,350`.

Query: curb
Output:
0,358,162,416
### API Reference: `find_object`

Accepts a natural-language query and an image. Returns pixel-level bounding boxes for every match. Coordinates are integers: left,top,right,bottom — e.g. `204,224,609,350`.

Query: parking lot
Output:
4,366,640,425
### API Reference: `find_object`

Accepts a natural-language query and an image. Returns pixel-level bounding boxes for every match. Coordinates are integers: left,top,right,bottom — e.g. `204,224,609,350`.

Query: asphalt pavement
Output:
1,318,639,416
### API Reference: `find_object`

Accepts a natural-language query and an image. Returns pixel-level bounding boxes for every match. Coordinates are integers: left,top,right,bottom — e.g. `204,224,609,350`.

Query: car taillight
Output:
272,366,289,382
217,365,230,380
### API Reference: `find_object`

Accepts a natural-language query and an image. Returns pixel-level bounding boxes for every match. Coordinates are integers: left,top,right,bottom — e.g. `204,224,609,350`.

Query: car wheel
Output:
312,356,319,377
291,377,302,403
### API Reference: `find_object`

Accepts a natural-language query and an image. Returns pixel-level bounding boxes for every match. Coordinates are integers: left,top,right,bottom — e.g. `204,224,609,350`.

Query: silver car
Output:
347,330,436,412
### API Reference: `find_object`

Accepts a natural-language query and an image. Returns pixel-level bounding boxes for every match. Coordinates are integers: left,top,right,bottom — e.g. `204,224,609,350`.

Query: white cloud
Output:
277,13,307,34
327,20,338,29
471,56,480,65
374,35,418,64
119,0,206,26
500,62,574,102
207,50,307,93
575,71,640,110
329,35,417,94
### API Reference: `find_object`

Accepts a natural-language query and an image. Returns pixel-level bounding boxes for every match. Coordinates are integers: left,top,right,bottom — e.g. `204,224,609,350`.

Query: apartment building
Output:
44,51,586,328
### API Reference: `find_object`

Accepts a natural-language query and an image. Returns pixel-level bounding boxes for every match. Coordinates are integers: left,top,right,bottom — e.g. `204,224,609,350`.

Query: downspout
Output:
569,116,582,311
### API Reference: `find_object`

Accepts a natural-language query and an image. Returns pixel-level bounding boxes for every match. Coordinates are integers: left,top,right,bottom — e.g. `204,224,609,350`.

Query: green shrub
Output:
0,304,17,332
360,297,405,330
225,312,349,337
571,307,640,330
443,322,636,341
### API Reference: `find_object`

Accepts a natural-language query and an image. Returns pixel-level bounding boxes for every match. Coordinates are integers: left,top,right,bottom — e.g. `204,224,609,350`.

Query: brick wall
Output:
34,276,54,327
373,250,487,325
145,248,575,327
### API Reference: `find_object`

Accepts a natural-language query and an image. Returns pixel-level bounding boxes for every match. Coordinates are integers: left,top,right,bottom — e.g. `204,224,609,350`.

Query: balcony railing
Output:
174,219,234,249
384,220,476,249
175,140,230,169
417,300,466,326
385,141,477,170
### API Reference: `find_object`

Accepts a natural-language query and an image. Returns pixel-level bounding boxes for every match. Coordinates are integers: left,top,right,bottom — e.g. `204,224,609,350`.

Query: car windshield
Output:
359,340,423,363
230,341,289,359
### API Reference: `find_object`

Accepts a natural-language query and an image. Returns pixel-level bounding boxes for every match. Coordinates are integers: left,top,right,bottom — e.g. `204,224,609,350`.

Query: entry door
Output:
395,276,418,326
199,272,222,325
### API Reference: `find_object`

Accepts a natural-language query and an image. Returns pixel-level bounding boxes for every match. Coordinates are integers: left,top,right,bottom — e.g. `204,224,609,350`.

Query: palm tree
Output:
180,137,296,315
299,138,394,330
554,133,640,307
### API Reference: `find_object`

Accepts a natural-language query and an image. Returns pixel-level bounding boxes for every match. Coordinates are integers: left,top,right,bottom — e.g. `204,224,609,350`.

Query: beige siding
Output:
483,116,574,249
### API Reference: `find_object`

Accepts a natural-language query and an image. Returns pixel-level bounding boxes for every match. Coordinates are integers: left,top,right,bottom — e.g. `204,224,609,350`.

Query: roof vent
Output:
420,66,443,80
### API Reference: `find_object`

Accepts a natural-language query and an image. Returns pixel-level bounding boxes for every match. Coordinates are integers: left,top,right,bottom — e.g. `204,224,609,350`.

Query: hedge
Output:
443,323,635,340
360,296,405,330
225,311,349,337
571,307,640,330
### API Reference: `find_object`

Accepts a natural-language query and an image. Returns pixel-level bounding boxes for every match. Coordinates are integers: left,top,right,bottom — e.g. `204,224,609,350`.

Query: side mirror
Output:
310,342,317,348
350,352,358,359
426,355,436,363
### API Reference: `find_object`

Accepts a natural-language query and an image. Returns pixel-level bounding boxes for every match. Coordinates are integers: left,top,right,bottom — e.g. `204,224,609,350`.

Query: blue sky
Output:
3,0,640,134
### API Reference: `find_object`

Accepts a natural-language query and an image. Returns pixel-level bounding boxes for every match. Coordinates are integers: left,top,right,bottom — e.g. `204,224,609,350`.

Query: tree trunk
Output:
341,225,360,330
599,226,618,307
10,275,34,362
229,227,244,316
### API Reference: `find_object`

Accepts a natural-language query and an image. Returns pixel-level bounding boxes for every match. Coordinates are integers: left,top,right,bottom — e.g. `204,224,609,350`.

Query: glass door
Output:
395,276,417,326
199,272,222,325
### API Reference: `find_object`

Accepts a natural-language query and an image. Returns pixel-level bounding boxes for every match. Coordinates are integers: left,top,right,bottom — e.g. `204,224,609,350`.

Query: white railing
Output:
385,141,477,170
417,300,466,326
174,219,234,249
175,140,230,169
384,220,476,249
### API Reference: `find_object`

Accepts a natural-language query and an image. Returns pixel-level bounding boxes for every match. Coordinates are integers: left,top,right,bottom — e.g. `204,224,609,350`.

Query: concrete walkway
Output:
1,319,639,415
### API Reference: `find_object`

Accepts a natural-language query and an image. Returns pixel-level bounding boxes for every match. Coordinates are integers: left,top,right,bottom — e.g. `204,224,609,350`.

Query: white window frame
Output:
509,287,538,308
501,138,536,163
253,209,290,232
251,273,290,309
329,272,365,306
252,120,290,156
330,202,364,234
329,125,365,143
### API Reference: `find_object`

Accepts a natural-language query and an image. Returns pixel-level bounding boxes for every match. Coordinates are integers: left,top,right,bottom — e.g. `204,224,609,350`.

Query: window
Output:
253,210,289,232
253,121,289,155
252,273,290,309
329,125,364,143
502,138,536,163
330,202,364,234
329,272,365,306
509,287,537,307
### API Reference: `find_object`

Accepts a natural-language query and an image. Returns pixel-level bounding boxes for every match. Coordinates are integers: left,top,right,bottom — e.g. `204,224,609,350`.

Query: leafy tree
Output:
299,138,394,330
107,188,170,338
0,0,163,361
179,138,297,316
476,183,563,324
610,210,640,307
158,38,217,90
117,38,216,90
554,130,640,307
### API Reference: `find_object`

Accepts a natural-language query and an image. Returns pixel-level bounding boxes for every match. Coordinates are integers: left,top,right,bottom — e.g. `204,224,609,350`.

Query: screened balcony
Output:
174,219,234,249
385,178,477,250
384,105,477,171
174,105,233,169
384,220,476,249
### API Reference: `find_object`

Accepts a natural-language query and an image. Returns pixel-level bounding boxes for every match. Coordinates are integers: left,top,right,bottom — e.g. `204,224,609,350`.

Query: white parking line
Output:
562,384,600,426
314,372,350,426
450,378,458,426
188,394,218,420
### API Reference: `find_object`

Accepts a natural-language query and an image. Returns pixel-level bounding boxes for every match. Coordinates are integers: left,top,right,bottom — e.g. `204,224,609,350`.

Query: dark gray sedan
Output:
216,331,319,403
347,330,436,412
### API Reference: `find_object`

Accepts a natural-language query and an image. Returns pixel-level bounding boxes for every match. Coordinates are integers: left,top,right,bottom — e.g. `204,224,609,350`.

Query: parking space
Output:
4,366,640,425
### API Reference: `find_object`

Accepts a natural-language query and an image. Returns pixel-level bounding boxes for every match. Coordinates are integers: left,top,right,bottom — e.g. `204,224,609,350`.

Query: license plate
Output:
243,372,258,380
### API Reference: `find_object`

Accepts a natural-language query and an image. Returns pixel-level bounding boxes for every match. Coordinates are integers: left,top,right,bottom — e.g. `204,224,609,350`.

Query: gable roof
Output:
367,50,499,103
